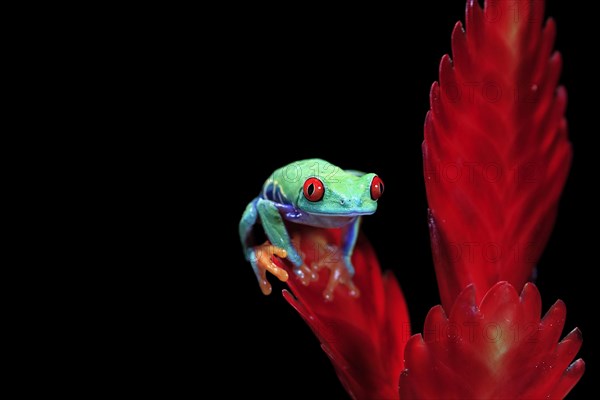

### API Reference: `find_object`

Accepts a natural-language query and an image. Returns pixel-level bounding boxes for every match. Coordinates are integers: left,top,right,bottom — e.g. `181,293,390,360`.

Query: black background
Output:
205,0,596,398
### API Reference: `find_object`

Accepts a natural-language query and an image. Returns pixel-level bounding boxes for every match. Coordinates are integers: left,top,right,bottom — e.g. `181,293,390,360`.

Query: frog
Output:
239,158,384,298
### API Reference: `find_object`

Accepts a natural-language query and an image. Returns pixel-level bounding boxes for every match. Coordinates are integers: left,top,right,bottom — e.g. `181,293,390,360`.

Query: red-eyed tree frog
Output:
239,158,384,299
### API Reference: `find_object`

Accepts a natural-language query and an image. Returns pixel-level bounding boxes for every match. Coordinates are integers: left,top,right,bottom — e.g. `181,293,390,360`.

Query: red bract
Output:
277,227,410,400
400,282,584,399
423,0,572,310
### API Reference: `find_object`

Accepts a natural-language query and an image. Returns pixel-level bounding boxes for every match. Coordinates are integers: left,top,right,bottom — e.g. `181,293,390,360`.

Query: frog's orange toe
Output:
259,279,272,295
312,251,361,301
250,243,291,295
293,265,318,286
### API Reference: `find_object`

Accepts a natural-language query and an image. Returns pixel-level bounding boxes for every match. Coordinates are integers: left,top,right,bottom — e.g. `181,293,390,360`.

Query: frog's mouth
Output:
309,211,376,217
300,212,375,228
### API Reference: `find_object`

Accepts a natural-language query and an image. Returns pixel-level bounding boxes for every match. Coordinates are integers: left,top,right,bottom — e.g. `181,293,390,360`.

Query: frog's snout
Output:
339,197,361,208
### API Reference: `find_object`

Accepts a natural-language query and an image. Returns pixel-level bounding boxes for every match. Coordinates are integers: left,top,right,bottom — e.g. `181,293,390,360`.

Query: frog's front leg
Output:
341,216,361,276
256,199,317,286
240,198,289,295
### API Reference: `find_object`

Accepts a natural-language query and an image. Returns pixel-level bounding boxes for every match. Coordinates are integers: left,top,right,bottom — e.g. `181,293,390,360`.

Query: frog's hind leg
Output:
256,198,317,285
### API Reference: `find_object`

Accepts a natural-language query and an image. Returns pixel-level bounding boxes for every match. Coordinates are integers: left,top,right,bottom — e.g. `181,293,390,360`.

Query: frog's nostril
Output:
340,199,345,205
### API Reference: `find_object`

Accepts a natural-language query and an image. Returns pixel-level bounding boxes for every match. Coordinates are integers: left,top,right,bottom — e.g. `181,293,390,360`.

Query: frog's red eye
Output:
303,177,325,202
370,176,384,200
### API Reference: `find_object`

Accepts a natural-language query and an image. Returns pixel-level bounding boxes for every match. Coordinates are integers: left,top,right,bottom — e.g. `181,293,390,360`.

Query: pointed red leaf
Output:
424,0,572,310
400,282,584,399
275,227,410,400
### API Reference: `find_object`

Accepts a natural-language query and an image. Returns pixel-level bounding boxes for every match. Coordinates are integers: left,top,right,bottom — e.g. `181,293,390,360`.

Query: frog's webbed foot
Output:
292,264,318,286
312,246,360,302
288,237,318,286
248,243,289,295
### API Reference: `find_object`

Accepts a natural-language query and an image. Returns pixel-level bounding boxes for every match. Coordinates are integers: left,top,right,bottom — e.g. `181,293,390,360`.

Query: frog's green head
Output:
274,159,384,216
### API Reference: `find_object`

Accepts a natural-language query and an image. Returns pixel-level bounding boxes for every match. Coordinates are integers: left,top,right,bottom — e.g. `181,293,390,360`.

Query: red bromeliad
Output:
280,228,410,399
423,0,572,312
251,0,584,398
399,282,584,398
